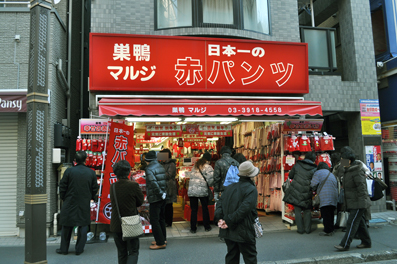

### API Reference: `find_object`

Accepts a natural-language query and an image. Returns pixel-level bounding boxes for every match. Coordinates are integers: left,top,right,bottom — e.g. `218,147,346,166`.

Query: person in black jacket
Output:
283,152,317,234
214,160,259,264
57,151,98,255
110,160,144,264
145,150,168,250
334,150,372,251
159,148,177,227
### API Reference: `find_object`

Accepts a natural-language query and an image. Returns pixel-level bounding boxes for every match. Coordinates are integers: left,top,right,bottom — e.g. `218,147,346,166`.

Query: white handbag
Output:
113,184,144,241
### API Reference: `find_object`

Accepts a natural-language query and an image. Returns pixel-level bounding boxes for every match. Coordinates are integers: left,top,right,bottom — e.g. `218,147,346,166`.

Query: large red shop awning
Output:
98,98,322,117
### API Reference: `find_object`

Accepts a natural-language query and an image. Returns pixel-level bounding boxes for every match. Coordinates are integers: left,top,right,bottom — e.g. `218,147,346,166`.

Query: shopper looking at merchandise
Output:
311,162,338,236
57,151,98,255
138,153,147,171
334,149,372,251
213,146,239,201
214,160,259,264
145,150,168,250
232,153,247,164
159,148,178,227
282,151,317,234
188,151,214,233
110,160,144,264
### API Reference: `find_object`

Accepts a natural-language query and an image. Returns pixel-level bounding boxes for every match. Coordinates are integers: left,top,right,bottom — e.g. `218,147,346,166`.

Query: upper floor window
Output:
156,0,270,35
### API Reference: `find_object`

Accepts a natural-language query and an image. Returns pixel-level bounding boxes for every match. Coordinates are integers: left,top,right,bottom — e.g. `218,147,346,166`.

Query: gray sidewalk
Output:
1,210,396,247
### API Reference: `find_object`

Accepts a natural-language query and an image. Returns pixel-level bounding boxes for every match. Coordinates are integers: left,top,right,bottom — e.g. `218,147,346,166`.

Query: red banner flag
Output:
97,121,135,224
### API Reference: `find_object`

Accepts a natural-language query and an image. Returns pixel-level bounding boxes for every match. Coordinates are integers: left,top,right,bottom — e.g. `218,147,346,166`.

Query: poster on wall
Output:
360,99,381,135
365,145,382,172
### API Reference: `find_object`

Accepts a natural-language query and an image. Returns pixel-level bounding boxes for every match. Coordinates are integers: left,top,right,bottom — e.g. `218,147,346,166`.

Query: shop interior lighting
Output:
176,121,187,124
183,117,238,122
238,119,285,122
125,117,181,122
220,121,232,124
207,137,219,141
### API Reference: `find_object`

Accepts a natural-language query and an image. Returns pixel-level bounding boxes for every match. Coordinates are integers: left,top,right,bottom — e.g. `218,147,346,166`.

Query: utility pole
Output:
25,0,52,263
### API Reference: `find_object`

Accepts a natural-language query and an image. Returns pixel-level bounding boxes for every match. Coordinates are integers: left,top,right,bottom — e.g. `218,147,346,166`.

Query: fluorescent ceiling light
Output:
220,121,232,124
207,137,219,141
125,117,181,122
184,117,238,122
176,121,187,124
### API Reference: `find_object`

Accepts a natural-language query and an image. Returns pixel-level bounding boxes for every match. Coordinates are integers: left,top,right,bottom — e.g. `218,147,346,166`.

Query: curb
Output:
260,250,397,264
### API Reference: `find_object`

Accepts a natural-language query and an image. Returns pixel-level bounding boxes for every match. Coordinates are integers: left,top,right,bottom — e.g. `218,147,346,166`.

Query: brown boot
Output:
151,241,167,245
149,244,166,250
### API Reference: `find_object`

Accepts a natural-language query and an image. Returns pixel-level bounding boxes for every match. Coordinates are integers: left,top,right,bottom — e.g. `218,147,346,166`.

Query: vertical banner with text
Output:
97,121,135,224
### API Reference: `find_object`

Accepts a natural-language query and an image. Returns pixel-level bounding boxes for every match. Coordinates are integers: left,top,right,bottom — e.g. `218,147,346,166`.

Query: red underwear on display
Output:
288,136,300,152
320,136,335,151
299,136,311,152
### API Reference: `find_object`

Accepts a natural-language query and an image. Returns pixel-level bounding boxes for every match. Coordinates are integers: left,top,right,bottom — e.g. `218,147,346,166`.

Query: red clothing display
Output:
287,136,299,152
299,137,311,152
320,136,334,151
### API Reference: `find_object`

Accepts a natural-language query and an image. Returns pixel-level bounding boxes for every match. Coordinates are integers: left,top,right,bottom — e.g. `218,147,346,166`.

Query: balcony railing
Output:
300,26,338,74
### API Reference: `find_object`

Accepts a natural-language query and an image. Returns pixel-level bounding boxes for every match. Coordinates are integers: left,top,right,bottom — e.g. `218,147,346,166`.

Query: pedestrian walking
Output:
311,162,338,236
110,160,144,264
334,150,372,251
214,160,259,264
159,148,178,227
57,151,98,255
188,152,214,233
282,152,317,234
145,150,168,250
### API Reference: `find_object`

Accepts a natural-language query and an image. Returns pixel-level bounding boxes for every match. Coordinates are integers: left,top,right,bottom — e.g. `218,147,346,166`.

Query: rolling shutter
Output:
0,114,19,236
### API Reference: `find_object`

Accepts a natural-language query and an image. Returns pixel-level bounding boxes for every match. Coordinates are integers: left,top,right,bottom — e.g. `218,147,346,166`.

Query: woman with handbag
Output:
110,160,144,264
334,150,372,251
188,152,214,233
311,162,338,236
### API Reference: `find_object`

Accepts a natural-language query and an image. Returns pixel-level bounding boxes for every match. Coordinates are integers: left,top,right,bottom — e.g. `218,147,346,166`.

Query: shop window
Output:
300,26,338,74
155,0,270,35
157,0,193,29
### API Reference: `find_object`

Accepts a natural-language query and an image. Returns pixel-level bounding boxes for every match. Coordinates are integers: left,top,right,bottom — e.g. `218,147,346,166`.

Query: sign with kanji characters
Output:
360,99,381,135
97,121,135,224
197,124,232,137
136,133,162,143
135,148,149,155
182,124,199,134
283,119,323,132
183,135,207,142
80,119,110,134
90,34,309,94
145,124,182,138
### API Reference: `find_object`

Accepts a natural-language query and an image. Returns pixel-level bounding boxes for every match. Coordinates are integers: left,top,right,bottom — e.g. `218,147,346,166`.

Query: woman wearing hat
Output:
187,152,214,233
214,160,259,264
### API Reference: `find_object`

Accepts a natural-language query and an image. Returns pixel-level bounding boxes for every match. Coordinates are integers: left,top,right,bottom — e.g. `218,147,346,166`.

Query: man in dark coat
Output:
145,150,168,250
335,150,372,251
159,148,177,227
214,160,259,264
213,146,240,200
57,151,98,255
283,152,317,234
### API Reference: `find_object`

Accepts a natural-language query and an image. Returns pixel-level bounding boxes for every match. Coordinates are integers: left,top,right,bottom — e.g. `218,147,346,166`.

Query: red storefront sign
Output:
198,124,233,137
97,121,135,224
90,34,309,94
99,99,322,117
145,124,182,138
80,119,110,134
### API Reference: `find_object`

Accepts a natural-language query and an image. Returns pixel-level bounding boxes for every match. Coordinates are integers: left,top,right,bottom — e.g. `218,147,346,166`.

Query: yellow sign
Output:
360,100,381,135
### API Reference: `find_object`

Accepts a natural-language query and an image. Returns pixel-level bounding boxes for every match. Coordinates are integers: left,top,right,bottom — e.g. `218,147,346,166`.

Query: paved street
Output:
1,211,397,264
